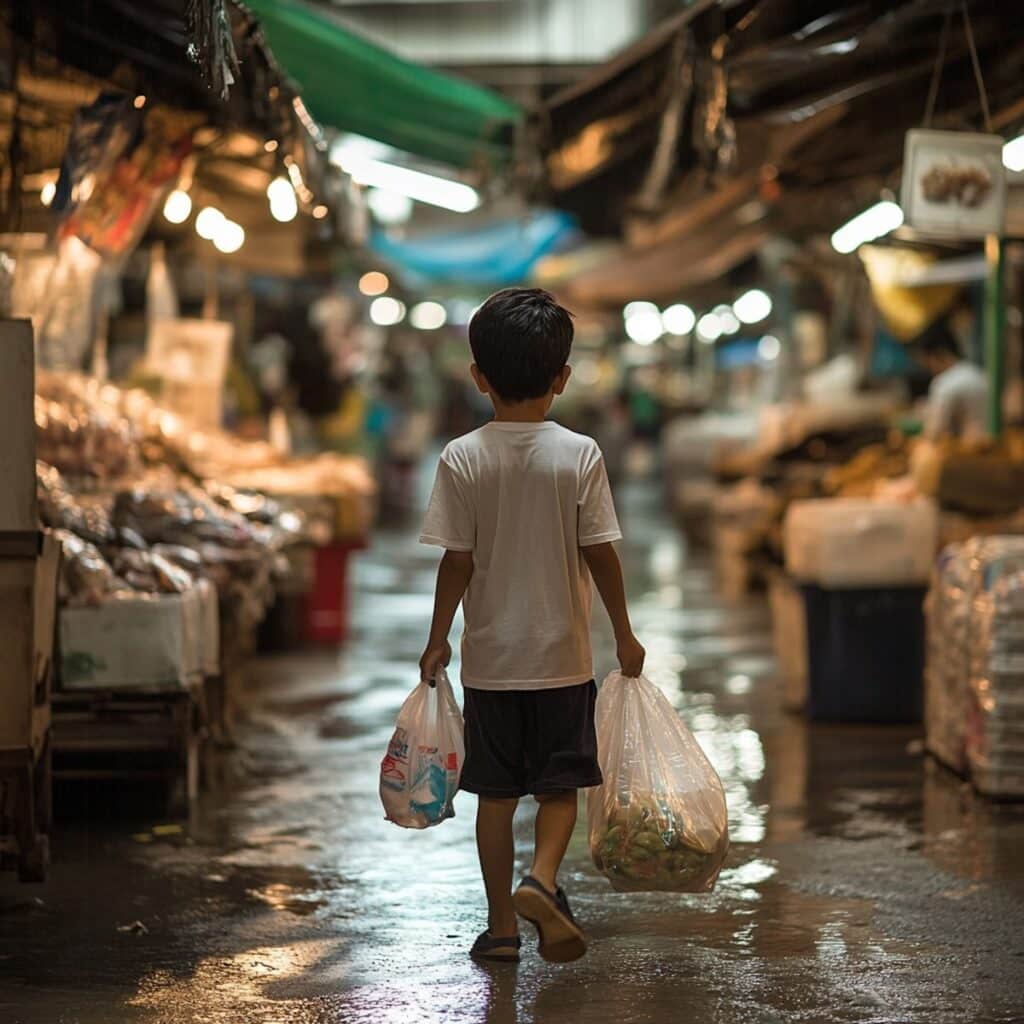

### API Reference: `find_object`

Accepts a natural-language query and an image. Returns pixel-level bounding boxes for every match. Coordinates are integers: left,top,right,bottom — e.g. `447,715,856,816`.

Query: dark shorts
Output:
460,680,602,799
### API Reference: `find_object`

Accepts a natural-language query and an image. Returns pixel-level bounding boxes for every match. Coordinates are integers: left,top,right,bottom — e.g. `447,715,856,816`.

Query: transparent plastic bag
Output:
588,671,729,892
380,668,465,829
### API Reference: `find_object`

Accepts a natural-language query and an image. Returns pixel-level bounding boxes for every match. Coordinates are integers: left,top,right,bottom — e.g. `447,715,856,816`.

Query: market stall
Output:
0,1,386,829
34,366,373,809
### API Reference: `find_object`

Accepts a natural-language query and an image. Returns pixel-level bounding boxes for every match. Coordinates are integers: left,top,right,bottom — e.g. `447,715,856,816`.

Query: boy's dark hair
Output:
469,288,574,402
915,318,962,360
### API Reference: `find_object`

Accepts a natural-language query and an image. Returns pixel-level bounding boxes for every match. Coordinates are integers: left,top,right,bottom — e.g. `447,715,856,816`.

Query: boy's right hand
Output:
419,641,452,685
617,634,646,679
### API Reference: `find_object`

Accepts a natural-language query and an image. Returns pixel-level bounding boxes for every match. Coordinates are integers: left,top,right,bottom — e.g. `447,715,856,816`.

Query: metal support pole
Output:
984,234,1005,437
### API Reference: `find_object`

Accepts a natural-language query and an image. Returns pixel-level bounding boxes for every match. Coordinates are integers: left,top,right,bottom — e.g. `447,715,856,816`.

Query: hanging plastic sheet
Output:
370,210,578,286
244,0,520,170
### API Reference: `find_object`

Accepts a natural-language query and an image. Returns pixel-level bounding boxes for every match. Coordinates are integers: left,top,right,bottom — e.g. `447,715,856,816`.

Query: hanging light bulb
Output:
696,313,723,342
661,303,696,335
267,176,298,223
162,189,192,224
625,310,663,345
623,301,658,320
40,181,56,207
410,301,447,330
370,296,406,326
212,219,245,254
195,206,225,240
733,289,772,324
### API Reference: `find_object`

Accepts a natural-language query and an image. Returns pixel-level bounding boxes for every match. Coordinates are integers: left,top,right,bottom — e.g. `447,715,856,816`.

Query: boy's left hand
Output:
419,641,452,685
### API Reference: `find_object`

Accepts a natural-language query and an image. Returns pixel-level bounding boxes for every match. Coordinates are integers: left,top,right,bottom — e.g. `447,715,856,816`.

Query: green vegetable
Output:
632,832,666,853
592,790,727,892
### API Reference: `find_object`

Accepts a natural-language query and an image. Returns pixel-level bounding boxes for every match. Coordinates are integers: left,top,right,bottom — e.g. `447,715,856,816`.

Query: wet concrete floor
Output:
2,484,1024,1023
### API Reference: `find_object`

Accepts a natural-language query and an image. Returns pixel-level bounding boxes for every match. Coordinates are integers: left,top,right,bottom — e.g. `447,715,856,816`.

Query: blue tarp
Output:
369,210,578,286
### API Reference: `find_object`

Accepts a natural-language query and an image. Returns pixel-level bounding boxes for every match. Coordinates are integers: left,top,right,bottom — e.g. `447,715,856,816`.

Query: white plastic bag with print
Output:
588,671,729,892
380,668,465,829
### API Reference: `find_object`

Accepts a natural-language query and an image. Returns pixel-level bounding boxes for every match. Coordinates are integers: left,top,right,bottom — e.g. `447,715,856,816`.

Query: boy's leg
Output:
476,796,519,936
529,790,577,893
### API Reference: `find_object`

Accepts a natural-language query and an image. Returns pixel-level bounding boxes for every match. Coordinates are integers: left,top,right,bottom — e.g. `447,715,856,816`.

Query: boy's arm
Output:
581,542,645,677
420,549,474,683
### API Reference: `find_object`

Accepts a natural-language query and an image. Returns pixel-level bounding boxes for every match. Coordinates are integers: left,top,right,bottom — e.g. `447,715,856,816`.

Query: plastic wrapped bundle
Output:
966,550,1024,798
55,530,135,606
925,544,974,773
34,374,141,480
37,462,117,547
587,672,729,892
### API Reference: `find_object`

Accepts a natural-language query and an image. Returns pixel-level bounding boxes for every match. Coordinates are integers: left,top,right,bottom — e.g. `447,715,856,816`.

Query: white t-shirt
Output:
420,421,622,691
925,361,989,441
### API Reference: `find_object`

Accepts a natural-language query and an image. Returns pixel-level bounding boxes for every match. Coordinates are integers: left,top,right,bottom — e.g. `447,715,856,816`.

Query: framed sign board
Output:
901,129,1006,239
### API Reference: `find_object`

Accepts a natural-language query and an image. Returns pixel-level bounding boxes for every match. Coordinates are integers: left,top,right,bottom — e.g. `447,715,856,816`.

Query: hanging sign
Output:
900,129,1006,240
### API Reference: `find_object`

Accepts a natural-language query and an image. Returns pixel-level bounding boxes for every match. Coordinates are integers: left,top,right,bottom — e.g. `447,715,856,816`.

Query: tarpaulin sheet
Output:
245,0,521,169
370,210,577,285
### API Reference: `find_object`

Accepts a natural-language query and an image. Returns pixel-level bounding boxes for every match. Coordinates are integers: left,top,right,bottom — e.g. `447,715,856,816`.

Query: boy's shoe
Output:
470,930,522,963
512,876,587,963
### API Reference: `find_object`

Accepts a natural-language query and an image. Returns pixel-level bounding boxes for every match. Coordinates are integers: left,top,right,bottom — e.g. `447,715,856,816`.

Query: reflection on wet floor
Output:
2,484,1024,1024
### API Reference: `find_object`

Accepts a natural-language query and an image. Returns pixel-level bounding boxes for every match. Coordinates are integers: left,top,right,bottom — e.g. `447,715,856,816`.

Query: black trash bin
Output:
801,584,926,723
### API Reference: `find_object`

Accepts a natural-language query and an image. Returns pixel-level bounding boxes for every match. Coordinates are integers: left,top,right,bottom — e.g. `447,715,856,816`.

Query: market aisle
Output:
2,485,1024,1024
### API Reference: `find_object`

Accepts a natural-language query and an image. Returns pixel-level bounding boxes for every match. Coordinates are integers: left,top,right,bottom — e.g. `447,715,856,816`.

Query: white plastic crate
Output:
784,498,939,587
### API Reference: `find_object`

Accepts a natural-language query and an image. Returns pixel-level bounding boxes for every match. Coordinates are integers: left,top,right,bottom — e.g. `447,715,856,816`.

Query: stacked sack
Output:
966,544,1024,797
925,537,1024,797
925,545,975,774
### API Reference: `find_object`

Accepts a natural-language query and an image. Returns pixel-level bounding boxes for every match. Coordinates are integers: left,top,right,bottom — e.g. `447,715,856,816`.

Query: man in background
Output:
915,318,990,442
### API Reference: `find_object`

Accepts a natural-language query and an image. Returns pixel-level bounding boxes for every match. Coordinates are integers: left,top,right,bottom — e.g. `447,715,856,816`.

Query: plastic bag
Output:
380,668,464,829
588,671,729,892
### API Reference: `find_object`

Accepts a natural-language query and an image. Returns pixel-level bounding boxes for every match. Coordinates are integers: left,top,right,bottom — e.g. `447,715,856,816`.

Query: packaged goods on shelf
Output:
35,373,142,480
33,372,375,547
35,370,375,694
54,529,135,606
784,498,939,588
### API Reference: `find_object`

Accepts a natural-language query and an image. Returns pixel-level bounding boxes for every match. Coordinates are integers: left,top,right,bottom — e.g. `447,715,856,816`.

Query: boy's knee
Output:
535,791,576,805
478,795,519,811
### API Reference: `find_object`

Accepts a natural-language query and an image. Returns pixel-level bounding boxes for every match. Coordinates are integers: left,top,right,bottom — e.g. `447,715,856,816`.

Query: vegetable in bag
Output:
588,671,729,892
380,668,465,829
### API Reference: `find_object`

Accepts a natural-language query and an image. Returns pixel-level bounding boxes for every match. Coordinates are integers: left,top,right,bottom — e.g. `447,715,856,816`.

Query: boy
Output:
418,288,645,964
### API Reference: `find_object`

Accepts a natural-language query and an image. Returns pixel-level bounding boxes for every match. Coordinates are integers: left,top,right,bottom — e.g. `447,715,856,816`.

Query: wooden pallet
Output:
52,683,205,817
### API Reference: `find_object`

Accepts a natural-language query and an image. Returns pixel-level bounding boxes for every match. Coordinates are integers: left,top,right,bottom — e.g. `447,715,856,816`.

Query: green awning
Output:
245,0,521,170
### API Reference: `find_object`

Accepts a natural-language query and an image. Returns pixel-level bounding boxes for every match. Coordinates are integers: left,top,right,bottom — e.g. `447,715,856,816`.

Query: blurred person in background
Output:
593,390,632,494
914,317,989,442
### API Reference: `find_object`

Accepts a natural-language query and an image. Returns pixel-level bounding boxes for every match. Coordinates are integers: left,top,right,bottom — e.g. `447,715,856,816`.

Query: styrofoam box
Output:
784,498,939,587
60,589,203,691
195,579,220,676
